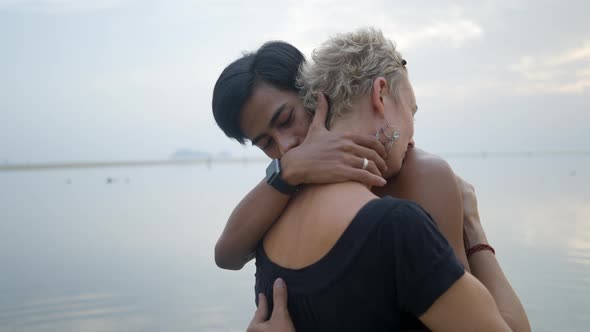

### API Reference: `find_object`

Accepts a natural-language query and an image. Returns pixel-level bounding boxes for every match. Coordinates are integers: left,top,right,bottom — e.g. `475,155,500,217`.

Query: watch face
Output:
266,159,280,182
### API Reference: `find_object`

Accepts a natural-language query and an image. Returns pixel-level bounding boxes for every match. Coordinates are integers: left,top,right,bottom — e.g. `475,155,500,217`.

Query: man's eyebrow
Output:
251,103,289,146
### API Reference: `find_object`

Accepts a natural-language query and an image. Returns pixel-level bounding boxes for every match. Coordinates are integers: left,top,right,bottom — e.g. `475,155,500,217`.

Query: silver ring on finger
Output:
361,157,369,170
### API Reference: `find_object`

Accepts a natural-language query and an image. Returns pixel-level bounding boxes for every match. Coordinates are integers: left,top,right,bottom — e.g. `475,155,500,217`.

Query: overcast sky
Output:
1,0,588,163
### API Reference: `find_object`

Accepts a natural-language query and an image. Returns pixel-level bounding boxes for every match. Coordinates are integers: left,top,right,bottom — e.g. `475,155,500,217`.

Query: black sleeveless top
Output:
255,197,465,331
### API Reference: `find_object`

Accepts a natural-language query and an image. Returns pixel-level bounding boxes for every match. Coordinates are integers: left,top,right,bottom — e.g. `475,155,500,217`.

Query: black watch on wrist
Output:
265,159,299,195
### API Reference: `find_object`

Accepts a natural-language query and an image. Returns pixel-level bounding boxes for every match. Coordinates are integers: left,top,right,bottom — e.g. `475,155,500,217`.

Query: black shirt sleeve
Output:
381,199,465,316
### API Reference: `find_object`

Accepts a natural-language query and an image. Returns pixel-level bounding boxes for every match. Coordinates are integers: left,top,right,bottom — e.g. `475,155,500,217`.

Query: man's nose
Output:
278,136,300,157
408,138,415,149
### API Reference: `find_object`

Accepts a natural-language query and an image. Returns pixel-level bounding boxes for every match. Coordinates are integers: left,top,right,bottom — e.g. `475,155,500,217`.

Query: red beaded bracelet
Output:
466,243,495,257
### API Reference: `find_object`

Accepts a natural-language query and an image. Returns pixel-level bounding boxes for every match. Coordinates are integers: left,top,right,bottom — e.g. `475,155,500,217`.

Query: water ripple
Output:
0,293,138,328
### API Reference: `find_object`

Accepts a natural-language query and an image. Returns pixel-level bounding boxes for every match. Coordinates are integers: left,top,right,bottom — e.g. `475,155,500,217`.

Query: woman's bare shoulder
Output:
397,148,455,181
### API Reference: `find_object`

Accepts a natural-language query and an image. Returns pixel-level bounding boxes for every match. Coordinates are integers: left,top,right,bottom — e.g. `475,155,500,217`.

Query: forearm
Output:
215,179,291,270
468,250,531,332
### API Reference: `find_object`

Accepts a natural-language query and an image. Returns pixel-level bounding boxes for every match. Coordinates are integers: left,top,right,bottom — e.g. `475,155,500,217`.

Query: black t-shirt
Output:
255,196,465,332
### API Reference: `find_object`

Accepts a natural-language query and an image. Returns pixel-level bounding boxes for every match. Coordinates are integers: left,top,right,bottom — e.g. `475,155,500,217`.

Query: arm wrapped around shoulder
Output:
382,200,465,316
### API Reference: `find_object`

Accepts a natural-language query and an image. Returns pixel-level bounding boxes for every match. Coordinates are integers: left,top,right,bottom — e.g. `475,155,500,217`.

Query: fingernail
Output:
275,278,285,288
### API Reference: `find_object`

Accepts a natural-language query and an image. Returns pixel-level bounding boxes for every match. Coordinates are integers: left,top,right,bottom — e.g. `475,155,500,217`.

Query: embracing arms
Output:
247,179,530,332
215,95,388,269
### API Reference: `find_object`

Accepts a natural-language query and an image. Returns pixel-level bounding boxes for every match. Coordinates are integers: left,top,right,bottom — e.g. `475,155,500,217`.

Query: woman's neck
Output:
329,98,375,135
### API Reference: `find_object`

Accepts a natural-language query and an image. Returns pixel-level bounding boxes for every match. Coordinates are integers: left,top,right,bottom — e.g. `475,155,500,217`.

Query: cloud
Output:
413,78,504,101
398,15,483,49
268,1,483,55
510,42,590,95
510,56,566,81
0,0,131,13
548,43,590,66
554,79,590,94
576,67,590,77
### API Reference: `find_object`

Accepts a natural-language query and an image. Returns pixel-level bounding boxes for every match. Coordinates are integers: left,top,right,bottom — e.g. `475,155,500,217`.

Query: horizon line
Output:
1,150,589,172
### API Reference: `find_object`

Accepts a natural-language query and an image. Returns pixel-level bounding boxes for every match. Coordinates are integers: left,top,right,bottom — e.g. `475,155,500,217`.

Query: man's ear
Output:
371,77,388,117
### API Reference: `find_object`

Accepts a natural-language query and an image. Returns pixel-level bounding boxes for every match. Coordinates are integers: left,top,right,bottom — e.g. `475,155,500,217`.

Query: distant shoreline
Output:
1,151,589,172
0,158,267,172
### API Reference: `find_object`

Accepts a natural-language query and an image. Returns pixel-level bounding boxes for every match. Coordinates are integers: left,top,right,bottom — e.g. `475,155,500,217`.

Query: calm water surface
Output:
1,157,589,331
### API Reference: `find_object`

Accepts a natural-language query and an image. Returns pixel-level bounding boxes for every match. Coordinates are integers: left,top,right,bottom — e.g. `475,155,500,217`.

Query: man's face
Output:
240,82,311,159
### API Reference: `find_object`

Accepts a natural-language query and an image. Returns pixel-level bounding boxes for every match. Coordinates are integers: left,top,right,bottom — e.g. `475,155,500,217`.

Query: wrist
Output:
280,152,303,186
464,225,488,249
265,159,301,195
466,243,495,257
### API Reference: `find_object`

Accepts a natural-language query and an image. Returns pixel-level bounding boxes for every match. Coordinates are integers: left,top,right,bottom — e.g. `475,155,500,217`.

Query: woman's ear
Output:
371,77,388,117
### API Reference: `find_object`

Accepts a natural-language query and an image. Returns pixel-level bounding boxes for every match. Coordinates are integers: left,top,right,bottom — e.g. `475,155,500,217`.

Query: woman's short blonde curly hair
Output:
298,27,408,128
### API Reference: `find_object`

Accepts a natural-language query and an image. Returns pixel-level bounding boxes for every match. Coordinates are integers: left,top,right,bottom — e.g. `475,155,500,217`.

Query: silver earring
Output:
375,123,400,149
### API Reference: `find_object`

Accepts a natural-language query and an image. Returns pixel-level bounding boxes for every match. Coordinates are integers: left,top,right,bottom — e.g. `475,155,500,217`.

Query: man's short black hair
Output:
211,41,305,144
